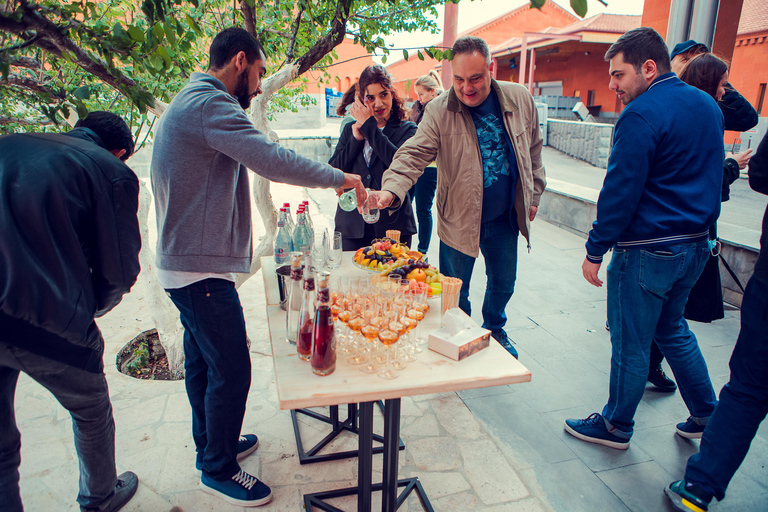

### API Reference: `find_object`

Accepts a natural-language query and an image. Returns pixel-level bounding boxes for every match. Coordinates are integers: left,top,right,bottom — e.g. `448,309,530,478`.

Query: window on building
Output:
587,90,596,106
757,83,766,116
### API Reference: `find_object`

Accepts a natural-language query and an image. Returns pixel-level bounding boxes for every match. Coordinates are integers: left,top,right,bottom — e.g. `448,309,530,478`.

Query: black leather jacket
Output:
720,84,758,133
0,128,141,366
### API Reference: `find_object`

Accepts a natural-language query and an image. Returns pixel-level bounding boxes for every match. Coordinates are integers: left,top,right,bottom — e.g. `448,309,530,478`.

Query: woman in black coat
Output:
330,65,418,251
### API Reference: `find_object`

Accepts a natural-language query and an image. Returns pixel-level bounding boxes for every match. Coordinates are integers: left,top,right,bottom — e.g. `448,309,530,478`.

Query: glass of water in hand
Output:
361,188,380,224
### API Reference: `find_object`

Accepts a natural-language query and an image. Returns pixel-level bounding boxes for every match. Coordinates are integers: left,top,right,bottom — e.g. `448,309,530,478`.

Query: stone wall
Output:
546,119,613,169
278,135,339,164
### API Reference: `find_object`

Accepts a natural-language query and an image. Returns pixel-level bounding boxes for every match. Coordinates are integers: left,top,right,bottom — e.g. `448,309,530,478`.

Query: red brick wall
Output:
641,0,671,40
724,29,768,143
496,42,622,115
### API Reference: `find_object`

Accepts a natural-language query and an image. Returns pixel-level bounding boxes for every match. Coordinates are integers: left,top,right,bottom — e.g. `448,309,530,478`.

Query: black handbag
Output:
684,239,745,323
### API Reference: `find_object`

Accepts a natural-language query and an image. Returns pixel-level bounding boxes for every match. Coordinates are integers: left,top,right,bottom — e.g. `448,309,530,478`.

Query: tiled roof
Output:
738,0,768,35
490,13,640,54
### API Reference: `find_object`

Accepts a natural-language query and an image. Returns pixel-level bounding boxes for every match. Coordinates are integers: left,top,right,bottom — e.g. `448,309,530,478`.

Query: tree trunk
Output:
136,180,185,378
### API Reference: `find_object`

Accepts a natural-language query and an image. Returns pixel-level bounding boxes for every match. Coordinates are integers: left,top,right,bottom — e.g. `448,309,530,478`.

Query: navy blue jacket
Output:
586,73,724,262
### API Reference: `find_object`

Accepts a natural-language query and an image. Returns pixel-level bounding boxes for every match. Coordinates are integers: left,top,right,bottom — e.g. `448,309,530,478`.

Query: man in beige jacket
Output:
369,36,546,358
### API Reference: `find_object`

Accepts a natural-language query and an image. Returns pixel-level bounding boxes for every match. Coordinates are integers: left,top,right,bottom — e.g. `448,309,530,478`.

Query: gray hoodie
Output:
151,73,344,273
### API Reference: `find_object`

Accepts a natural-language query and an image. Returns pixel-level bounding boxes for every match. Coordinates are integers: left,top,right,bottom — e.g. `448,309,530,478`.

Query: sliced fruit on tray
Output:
352,238,444,296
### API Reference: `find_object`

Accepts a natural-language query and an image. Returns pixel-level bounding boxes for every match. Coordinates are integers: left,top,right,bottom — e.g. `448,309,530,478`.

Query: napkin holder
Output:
428,308,490,361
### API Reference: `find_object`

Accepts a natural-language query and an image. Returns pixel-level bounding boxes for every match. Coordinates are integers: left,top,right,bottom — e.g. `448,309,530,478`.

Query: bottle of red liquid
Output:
311,271,336,376
297,268,316,362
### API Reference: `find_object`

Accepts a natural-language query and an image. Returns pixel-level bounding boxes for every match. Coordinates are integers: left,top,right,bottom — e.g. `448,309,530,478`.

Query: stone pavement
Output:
13,151,768,511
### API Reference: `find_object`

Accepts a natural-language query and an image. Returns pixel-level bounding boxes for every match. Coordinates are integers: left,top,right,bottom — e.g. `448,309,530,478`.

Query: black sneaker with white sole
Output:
200,469,272,507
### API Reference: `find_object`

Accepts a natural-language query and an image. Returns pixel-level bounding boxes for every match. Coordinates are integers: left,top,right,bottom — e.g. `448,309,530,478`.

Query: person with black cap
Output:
671,39,758,133
0,111,142,512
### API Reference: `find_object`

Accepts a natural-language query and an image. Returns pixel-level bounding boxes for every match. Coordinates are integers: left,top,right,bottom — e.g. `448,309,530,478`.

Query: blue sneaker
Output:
492,330,518,359
200,469,272,507
564,413,630,450
195,434,260,475
676,417,707,439
664,480,712,511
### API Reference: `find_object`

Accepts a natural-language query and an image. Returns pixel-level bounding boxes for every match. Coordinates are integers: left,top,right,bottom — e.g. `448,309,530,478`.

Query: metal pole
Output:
666,0,695,51
527,48,536,95
689,0,721,48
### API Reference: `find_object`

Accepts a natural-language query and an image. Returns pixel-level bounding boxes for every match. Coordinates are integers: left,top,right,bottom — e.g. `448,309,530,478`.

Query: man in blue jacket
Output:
563,27,721,449
0,112,141,512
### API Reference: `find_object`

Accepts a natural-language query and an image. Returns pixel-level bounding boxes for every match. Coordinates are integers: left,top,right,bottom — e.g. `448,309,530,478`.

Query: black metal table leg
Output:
358,401,374,512
291,401,404,464
381,398,401,511
302,400,433,511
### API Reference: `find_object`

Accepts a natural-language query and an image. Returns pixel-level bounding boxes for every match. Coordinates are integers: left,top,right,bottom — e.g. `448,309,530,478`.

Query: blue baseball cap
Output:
670,40,709,59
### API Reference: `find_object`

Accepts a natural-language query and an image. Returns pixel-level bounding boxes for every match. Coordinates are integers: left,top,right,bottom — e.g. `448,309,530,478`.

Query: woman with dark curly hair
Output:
330,65,418,250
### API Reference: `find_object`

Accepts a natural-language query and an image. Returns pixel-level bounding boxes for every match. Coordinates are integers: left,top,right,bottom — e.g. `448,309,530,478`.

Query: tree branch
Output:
6,55,41,69
2,73,65,100
241,1,257,37
294,0,354,75
0,116,54,126
0,6,165,115
286,6,305,63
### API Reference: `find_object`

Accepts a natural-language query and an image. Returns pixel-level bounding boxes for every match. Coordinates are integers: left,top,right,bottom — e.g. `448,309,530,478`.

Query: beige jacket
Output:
382,80,547,257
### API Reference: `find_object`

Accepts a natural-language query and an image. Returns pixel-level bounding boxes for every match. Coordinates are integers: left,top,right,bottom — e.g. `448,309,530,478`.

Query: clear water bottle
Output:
279,207,294,240
292,210,312,258
338,189,357,212
283,203,295,234
303,201,314,240
286,252,303,344
274,210,293,265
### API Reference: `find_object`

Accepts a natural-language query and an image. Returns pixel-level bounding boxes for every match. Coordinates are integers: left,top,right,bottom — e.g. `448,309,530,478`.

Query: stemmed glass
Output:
311,234,326,271
406,287,427,353
388,288,409,371
359,296,383,374
377,323,400,380
346,278,368,365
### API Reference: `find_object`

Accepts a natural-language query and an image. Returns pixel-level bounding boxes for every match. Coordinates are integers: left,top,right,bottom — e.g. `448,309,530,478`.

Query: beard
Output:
234,68,253,110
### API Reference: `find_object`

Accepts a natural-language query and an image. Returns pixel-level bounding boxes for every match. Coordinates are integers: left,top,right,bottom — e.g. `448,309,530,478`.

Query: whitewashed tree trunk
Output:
137,181,185,378
236,64,301,288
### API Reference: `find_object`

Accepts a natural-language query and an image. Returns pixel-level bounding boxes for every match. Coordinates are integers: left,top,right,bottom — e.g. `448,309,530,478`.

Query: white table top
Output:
261,254,531,410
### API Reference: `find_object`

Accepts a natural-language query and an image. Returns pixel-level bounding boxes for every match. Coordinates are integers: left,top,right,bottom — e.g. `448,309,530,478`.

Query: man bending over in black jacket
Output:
0,112,142,512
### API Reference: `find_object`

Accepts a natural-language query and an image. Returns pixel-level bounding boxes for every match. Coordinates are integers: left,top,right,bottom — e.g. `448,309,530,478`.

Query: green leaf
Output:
164,21,176,45
157,45,172,66
443,49,454,61
403,49,409,61
0,60,8,81
152,23,165,40
75,102,89,120
381,55,387,64
424,47,434,58
570,0,588,17
530,0,546,9
127,25,145,43
417,50,424,61
73,86,91,100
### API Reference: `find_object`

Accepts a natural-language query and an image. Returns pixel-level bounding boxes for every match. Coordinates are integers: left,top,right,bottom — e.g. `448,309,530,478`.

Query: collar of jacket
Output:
190,71,229,93
63,127,107,150
445,79,520,115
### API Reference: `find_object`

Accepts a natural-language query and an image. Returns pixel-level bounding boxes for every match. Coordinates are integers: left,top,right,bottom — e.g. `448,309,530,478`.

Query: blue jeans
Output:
602,242,717,435
439,215,518,334
410,166,437,253
167,279,251,481
685,275,768,501
0,339,116,512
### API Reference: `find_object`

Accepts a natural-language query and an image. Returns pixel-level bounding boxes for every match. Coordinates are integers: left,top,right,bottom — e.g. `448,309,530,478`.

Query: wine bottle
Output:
297,268,316,362
311,271,336,376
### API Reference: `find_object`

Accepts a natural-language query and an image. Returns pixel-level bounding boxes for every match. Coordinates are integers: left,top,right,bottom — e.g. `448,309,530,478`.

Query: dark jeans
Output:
410,166,437,253
438,215,518,334
603,242,717,435
684,276,768,501
167,279,251,481
0,339,117,512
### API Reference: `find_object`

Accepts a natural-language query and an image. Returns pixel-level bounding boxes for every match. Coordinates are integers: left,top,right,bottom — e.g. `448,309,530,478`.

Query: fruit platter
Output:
353,238,445,297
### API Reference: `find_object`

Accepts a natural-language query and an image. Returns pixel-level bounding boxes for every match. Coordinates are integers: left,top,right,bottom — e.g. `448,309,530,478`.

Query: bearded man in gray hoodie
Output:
151,27,364,507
